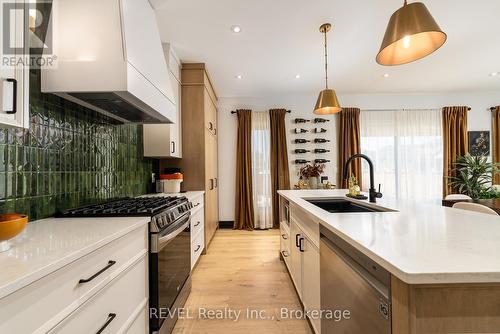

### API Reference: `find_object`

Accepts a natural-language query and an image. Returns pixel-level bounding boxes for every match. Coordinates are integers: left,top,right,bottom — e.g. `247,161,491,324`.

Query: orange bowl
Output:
0,214,28,242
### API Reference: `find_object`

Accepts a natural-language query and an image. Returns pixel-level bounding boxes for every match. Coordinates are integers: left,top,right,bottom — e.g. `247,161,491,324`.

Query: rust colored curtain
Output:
493,106,500,184
442,106,469,197
234,109,254,230
270,108,290,228
338,108,361,188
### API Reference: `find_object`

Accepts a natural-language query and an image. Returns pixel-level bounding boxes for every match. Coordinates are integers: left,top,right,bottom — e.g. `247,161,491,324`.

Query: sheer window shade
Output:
251,112,273,229
360,109,443,203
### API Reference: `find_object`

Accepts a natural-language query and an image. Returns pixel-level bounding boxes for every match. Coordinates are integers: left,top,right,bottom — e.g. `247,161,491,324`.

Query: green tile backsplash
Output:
0,70,156,221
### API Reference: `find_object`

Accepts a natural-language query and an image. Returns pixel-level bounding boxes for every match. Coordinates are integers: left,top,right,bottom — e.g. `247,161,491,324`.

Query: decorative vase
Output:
309,177,319,189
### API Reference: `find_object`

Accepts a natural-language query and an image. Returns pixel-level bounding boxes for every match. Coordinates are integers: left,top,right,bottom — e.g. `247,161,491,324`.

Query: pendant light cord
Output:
324,29,328,89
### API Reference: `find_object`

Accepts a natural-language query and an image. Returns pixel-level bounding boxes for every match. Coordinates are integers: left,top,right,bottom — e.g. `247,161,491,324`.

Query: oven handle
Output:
153,218,190,253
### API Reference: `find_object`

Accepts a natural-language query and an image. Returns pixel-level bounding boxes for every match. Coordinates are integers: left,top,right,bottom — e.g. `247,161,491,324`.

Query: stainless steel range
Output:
59,196,193,334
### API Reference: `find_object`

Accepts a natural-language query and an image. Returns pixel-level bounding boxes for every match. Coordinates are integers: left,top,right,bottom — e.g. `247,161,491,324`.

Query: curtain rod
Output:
361,107,471,112
230,110,291,114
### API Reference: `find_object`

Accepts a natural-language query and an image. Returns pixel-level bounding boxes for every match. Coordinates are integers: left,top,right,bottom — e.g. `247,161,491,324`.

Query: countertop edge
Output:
278,190,500,285
0,218,149,300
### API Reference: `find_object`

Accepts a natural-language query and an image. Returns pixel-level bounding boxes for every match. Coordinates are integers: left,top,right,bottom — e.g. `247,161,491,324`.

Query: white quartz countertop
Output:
0,217,149,299
278,189,500,284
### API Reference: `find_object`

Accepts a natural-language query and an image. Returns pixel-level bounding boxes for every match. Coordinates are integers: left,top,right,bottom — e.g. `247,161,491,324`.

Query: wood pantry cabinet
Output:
161,63,219,250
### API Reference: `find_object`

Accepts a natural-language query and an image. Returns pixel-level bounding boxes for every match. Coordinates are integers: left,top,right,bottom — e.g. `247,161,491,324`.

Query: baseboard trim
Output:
218,221,234,229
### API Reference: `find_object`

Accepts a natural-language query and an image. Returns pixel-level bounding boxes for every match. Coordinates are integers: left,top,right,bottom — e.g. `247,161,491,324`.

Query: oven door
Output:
150,213,191,332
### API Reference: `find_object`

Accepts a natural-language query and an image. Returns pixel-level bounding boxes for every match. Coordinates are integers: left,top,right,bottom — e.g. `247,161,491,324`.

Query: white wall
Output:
218,91,499,221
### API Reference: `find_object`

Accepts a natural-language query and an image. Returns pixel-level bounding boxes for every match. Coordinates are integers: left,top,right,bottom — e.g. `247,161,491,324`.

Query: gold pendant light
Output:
376,1,447,66
314,23,341,115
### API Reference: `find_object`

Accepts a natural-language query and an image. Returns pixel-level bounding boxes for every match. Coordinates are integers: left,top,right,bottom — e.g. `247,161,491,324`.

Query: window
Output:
251,112,272,229
360,109,443,203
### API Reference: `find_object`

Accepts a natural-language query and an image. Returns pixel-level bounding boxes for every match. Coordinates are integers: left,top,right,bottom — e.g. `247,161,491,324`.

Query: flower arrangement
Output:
299,163,326,179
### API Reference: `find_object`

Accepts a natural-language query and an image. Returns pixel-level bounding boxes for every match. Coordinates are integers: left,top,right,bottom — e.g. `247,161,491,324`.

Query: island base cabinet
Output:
288,212,321,334
289,219,303,299
302,238,321,334
392,277,500,333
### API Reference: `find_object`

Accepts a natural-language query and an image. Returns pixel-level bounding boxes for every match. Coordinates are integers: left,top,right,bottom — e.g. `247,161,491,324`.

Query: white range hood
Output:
42,0,175,123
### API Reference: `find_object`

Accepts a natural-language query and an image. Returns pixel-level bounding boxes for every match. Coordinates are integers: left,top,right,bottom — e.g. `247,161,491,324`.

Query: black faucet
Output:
343,153,382,203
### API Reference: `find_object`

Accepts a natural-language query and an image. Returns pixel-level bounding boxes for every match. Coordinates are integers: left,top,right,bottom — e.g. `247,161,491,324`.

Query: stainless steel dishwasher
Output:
320,226,391,333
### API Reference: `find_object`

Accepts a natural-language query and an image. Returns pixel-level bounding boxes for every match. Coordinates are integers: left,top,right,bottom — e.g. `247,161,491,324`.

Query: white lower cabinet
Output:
49,256,148,334
284,210,321,334
189,193,205,269
0,224,149,334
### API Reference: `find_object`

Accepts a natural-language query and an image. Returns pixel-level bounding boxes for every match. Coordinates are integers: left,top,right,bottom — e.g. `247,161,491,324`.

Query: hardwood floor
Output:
173,229,312,334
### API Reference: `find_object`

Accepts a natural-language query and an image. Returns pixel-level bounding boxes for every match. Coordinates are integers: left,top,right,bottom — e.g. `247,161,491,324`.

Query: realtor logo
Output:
2,0,55,68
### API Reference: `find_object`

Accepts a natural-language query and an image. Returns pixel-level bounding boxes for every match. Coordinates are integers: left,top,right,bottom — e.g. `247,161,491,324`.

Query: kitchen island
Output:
278,189,500,334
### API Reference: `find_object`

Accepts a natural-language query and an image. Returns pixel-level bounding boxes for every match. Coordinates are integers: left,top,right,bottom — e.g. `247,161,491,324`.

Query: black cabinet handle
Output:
214,178,218,188
79,260,116,284
194,221,201,227
295,234,301,247
194,244,201,253
281,234,288,240
209,179,214,190
214,128,217,135
171,141,175,154
208,122,213,130
96,313,116,334
299,237,305,252
6,78,17,114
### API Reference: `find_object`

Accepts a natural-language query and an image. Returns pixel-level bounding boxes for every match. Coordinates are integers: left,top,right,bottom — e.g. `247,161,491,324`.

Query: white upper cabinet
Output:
0,0,29,129
143,44,182,158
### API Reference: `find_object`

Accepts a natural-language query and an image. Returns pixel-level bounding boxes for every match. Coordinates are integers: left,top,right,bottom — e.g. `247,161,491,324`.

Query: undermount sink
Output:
305,198,393,213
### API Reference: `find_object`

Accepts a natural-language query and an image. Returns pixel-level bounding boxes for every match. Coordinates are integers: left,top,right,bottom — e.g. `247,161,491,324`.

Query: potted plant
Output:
299,163,326,189
448,154,500,199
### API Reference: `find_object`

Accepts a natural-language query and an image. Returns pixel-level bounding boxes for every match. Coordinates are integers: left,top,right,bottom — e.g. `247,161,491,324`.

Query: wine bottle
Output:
294,128,309,134
295,159,310,164
313,128,327,133
313,118,330,123
295,149,310,154
314,138,330,143
295,139,310,144
315,159,331,163
314,148,330,153
294,118,310,123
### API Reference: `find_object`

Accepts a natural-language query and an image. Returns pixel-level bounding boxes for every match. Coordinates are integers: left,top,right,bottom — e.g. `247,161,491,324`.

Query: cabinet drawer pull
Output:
214,178,218,188
281,234,288,240
208,121,213,130
295,234,301,247
194,244,201,253
96,313,116,334
299,237,305,252
209,178,214,190
194,221,201,227
79,260,116,284
171,141,175,154
5,78,17,114
281,250,289,258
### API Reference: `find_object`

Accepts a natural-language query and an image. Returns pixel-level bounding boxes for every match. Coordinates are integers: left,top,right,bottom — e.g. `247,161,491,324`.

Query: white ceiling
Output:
154,0,500,97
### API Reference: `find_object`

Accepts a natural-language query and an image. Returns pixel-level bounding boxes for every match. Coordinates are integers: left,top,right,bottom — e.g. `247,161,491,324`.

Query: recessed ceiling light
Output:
490,72,499,77
383,73,390,78
231,25,241,33
295,74,301,79
236,75,242,79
